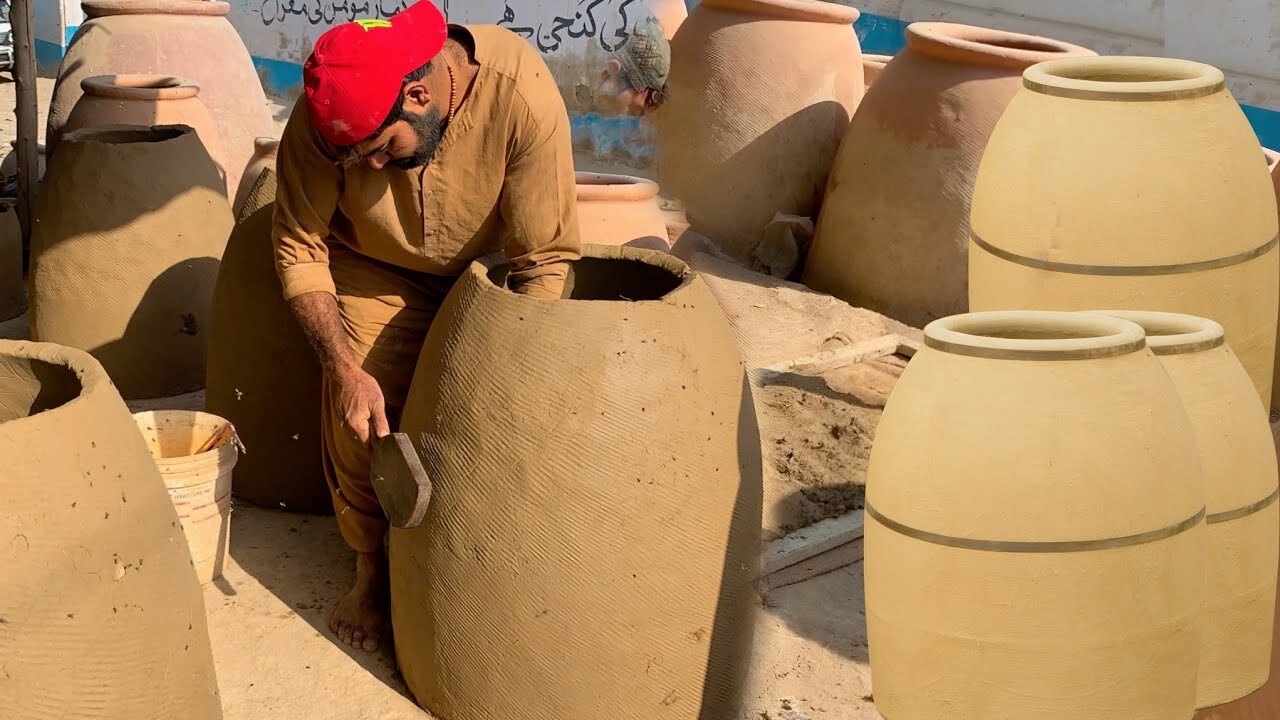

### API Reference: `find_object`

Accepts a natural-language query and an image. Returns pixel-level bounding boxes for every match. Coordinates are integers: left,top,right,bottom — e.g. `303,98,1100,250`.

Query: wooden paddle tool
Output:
371,432,433,529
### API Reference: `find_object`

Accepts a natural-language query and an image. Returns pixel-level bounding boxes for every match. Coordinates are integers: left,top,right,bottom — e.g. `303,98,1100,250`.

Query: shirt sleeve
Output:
499,72,581,300
273,101,343,300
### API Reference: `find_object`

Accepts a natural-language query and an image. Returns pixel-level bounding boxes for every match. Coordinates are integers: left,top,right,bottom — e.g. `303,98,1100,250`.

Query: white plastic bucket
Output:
133,410,239,584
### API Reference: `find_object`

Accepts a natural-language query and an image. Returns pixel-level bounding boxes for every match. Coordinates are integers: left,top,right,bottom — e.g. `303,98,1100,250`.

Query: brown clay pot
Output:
863,53,892,88
61,75,227,194
0,200,23,322
48,0,274,198
576,172,670,251
30,125,232,399
659,0,863,264
646,0,688,38
206,166,329,515
804,23,1094,328
232,137,279,219
390,245,762,720
0,339,222,719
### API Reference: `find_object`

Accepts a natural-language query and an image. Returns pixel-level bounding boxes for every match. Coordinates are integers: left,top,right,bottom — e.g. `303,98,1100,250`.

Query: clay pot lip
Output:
575,172,660,203
83,0,231,18
0,340,103,426
254,137,281,154
1024,56,1225,102
924,311,1147,361
698,0,858,25
81,74,200,101
60,123,197,147
1084,311,1225,357
1266,147,1279,172
132,409,239,475
906,22,1094,71
863,54,893,68
475,244,695,303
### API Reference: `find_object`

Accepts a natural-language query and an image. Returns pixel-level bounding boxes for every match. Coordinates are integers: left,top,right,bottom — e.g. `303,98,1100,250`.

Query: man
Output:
594,16,670,116
272,0,579,652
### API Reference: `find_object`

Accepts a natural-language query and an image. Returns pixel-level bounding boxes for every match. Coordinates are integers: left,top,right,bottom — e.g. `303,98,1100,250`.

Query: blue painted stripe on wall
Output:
855,12,909,55
251,55,306,97
34,38,64,74
64,24,78,45
1243,104,1280,151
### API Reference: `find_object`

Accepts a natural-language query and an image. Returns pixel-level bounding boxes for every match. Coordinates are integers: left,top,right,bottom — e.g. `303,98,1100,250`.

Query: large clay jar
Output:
865,310,1206,720
390,245,762,720
1090,311,1278,709
646,0,688,38
232,137,279,218
970,57,1280,403
659,0,863,263
48,0,273,197
0,200,23,321
804,23,1094,329
0,339,222,719
575,172,670,250
861,53,892,89
59,75,228,194
30,125,232,399
206,166,329,514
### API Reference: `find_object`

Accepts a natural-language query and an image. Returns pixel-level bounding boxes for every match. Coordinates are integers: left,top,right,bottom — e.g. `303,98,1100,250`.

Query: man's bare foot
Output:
329,550,388,652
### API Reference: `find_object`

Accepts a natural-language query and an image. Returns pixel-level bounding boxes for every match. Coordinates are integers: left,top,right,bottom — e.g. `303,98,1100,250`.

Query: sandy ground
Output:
1,79,883,718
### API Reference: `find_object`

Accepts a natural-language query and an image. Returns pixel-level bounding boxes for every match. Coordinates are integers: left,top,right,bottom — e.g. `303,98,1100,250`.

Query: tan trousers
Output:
322,245,453,553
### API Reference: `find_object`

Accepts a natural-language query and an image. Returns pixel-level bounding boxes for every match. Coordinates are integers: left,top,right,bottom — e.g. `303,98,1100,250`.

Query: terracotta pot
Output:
48,0,274,198
0,200,23,321
658,0,863,263
0,339,222,719
30,125,232,399
232,137,279,219
61,75,227,193
206,167,330,514
646,0,688,39
575,172,670,251
804,23,1094,328
1091,312,1278,708
862,53,892,88
1196,418,1280,720
389,245,762,720
866,311,1205,720
970,56,1280,404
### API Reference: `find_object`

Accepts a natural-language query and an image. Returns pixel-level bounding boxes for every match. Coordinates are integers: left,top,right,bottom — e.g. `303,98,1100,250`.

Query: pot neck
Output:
84,0,231,19
906,22,1093,71
698,0,858,25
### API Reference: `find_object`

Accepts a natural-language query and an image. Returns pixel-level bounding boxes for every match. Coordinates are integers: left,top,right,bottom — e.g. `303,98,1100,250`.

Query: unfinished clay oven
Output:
48,0,273,197
0,200,23,321
30,125,232,399
59,75,227,194
389,245,762,720
0,339,222,719
804,23,1093,328
1091,311,1278,709
232,137,279,218
865,311,1205,720
970,57,1280,404
206,167,329,514
575,172,670,250
659,0,863,263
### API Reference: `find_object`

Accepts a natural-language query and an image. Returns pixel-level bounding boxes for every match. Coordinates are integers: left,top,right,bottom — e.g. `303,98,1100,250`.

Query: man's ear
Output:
403,81,431,109
602,58,622,81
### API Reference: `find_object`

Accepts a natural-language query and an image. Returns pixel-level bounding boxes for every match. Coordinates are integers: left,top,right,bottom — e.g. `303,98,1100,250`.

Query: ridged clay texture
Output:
1089,311,1278,709
47,0,274,197
970,56,1280,404
575,171,670,251
0,339,222,719
865,311,1206,720
30,125,233,399
205,167,330,514
62,75,228,195
231,137,278,218
390,245,763,720
804,23,1094,329
658,0,863,264
0,201,23,321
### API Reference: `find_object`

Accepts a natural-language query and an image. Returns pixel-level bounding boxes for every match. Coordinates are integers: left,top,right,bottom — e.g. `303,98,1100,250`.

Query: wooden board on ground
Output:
762,509,865,576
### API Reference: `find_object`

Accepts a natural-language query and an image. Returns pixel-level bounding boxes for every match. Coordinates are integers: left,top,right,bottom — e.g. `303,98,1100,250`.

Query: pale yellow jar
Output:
970,57,1279,405
1091,311,1279,709
865,310,1205,720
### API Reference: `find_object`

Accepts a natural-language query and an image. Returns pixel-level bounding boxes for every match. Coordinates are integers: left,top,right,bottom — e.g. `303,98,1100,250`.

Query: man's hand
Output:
332,363,390,445
287,290,391,446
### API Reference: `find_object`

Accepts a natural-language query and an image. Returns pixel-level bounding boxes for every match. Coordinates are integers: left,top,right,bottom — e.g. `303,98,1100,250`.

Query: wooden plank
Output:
11,0,38,245
757,335,902,380
761,509,865,577
760,537,863,591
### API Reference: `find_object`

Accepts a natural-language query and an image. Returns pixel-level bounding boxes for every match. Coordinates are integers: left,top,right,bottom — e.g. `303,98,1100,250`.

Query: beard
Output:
391,107,447,170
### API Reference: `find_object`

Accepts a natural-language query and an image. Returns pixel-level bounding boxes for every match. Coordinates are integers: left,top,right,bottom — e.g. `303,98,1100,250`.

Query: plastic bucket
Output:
133,410,239,584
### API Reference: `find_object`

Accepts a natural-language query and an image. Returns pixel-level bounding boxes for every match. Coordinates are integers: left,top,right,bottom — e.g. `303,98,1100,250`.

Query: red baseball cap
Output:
304,0,448,147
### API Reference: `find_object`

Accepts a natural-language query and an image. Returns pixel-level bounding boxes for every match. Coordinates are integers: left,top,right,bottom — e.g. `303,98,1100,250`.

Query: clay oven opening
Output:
67,126,190,145
980,37,1072,53
0,355,82,422
562,257,684,301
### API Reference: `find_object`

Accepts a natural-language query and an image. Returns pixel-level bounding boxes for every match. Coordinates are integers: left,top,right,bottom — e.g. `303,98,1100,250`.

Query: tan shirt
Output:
273,24,580,301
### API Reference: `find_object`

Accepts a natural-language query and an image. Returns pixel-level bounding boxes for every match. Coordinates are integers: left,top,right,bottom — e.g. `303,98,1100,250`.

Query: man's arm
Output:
499,70,582,299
